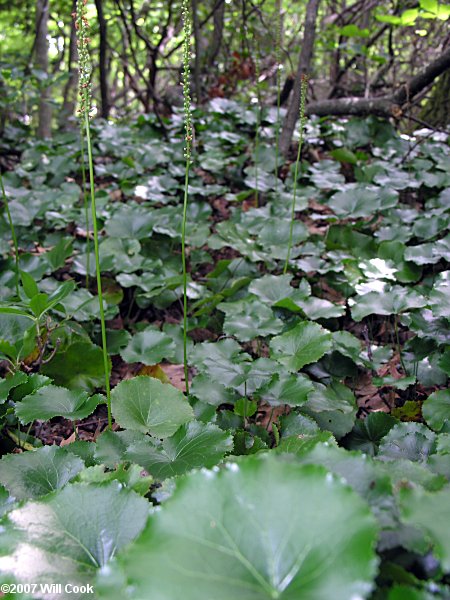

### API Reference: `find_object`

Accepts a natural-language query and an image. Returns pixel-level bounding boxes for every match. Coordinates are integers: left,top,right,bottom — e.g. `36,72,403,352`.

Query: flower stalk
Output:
284,74,308,274
181,0,193,395
75,0,111,428
274,0,282,193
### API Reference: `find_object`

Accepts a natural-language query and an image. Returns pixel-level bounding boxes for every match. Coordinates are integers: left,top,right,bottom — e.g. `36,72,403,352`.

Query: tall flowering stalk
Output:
75,0,112,428
253,36,262,207
274,0,282,193
181,0,193,395
284,74,307,274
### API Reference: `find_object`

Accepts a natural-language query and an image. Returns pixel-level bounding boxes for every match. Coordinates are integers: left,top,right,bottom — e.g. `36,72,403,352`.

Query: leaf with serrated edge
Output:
126,421,233,480
271,321,332,372
0,445,84,500
15,385,102,423
0,482,148,596
111,376,193,437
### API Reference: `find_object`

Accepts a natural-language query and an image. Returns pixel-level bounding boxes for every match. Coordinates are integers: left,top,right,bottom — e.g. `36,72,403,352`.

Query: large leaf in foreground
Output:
0,446,84,500
271,321,332,372
15,385,102,423
111,376,193,437
0,483,148,597
126,421,233,480
118,455,378,600
400,486,450,571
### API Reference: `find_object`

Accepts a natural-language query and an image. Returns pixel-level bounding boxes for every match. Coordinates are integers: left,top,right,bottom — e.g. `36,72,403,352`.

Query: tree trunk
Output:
279,0,321,156
419,68,450,128
207,0,225,67
95,0,110,118
36,0,52,138
60,0,78,126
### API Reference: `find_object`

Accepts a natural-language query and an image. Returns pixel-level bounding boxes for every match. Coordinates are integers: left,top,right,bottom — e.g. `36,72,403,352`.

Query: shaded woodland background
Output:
0,0,449,151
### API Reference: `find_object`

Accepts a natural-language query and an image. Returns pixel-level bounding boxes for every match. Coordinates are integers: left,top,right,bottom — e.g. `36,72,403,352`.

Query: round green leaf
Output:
344,412,397,455
0,371,28,403
258,372,314,406
329,185,397,219
438,347,450,375
118,455,379,599
378,423,436,463
111,376,193,436
94,430,147,469
219,299,283,341
301,381,357,439
191,373,239,407
295,296,345,320
388,586,431,600
15,384,102,423
271,321,332,372
126,421,233,480
422,389,450,432
248,274,296,305
0,483,149,594
349,286,427,322
120,329,176,365
0,445,84,500
400,485,450,572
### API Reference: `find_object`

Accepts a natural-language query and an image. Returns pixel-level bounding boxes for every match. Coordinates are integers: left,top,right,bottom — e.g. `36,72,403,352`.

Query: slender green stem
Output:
79,131,90,288
0,171,20,297
284,75,307,274
84,109,112,428
394,314,408,376
182,160,190,395
254,37,262,208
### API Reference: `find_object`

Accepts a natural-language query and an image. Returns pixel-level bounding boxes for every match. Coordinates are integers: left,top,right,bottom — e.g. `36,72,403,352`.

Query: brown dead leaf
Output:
256,403,287,430
109,189,122,202
60,431,76,446
211,197,230,219
308,199,333,214
160,363,189,392
137,364,171,384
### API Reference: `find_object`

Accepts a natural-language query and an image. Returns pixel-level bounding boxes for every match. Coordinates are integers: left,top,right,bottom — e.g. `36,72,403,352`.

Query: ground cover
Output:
0,102,449,598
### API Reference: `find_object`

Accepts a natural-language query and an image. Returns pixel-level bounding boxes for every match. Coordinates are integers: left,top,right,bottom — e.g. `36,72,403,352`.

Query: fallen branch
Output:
307,45,450,119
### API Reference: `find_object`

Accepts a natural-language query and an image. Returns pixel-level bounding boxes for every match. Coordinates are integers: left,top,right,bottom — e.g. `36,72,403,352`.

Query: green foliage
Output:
0,91,449,599
0,445,84,500
15,384,103,423
0,483,149,592
111,376,193,436
126,421,233,480
114,455,379,600
271,321,332,371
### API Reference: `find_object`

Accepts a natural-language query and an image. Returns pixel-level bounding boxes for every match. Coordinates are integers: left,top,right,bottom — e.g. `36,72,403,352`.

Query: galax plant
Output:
181,0,193,394
75,0,111,428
